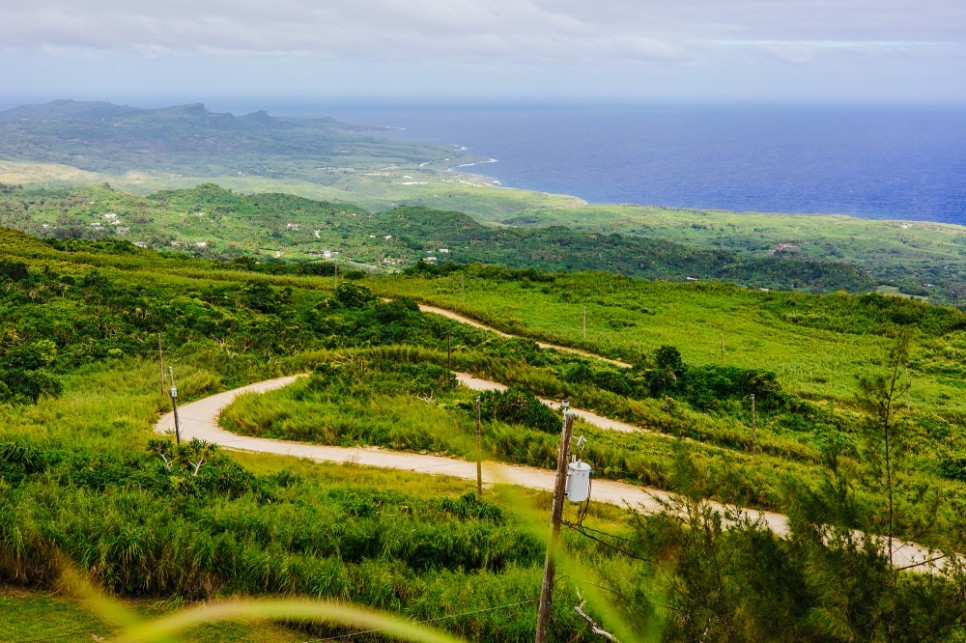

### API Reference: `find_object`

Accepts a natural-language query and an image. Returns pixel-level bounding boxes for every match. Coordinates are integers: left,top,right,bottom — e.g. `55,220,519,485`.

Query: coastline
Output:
354,103,965,226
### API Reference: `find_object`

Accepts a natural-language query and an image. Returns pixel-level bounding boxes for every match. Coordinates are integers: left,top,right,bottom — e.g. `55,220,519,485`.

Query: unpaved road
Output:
156,375,945,572
454,372,641,435
418,304,633,368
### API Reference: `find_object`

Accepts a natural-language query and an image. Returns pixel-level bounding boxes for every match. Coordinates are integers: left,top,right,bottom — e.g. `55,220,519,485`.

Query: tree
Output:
857,332,911,569
646,345,684,397
856,331,911,642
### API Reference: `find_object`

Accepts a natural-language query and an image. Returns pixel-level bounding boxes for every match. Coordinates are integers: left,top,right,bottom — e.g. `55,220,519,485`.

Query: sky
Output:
2,0,965,110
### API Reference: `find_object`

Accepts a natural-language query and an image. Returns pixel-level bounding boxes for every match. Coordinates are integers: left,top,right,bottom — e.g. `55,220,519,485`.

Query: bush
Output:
480,386,560,434
333,283,376,309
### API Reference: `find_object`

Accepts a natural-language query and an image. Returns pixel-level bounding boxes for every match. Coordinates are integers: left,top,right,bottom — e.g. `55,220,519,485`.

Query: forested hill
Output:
0,99,474,177
0,183,873,293
381,205,874,291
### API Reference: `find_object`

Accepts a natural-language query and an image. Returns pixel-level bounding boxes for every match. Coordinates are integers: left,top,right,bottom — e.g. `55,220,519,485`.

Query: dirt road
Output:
155,375,944,572
418,304,633,368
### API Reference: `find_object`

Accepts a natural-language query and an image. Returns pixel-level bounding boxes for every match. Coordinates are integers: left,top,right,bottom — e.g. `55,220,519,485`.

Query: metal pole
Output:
535,405,575,643
169,366,181,445
476,396,483,497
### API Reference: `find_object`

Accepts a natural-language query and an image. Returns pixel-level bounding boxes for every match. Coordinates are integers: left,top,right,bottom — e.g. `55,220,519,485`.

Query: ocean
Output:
317,102,966,225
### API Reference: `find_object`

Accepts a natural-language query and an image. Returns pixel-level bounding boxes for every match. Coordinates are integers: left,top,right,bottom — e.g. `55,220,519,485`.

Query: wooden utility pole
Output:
157,334,165,398
750,393,758,453
582,307,587,341
460,272,465,306
475,396,483,497
535,406,576,643
168,366,182,445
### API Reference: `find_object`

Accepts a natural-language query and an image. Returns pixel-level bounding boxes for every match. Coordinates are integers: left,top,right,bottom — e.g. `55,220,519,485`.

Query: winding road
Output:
155,374,946,572
416,304,633,368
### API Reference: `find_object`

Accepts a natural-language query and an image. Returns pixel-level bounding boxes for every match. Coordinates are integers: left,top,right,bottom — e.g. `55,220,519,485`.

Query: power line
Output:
562,520,650,564
575,522,633,543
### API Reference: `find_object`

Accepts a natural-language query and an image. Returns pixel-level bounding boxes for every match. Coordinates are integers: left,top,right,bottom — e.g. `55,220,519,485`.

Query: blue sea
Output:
314,102,966,225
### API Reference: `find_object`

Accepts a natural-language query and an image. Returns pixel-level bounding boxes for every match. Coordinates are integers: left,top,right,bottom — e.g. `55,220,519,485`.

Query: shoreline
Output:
443,162,966,228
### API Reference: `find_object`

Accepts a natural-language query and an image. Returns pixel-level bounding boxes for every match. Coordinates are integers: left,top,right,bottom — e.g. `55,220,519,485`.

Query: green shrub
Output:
479,386,560,434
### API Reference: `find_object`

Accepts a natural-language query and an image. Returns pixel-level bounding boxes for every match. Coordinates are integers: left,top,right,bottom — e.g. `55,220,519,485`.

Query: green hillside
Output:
0,229,964,640
508,204,966,304
0,183,874,292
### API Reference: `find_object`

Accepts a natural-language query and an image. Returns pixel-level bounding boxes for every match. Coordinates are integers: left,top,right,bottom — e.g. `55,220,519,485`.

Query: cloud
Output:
699,37,954,65
3,0,964,104
0,0,679,62
4,0,961,65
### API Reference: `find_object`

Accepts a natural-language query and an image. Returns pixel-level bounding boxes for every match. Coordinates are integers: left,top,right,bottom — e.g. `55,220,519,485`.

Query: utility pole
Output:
582,307,587,341
447,331,452,370
334,261,339,291
475,396,483,497
460,272,465,306
720,333,725,365
157,334,165,398
168,366,182,445
750,393,758,453
535,405,576,643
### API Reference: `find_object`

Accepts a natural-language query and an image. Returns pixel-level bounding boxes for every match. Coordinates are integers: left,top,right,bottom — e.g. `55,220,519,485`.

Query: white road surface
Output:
156,374,948,572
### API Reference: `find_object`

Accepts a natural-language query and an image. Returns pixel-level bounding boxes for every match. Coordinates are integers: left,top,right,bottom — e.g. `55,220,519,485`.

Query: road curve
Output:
417,304,633,368
454,372,642,435
155,375,945,572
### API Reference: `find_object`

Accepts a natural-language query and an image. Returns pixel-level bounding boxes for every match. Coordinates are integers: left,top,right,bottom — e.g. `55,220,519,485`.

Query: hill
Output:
0,183,874,292
507,203,966,305
0,229,964,640
0,99,578,215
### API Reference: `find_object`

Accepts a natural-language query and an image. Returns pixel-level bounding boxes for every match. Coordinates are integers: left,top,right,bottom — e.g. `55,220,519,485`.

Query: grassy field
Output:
367,267,966,410
0,157,580,220
506,204,966,302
